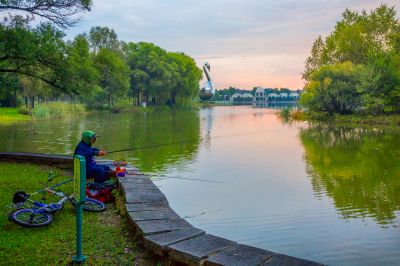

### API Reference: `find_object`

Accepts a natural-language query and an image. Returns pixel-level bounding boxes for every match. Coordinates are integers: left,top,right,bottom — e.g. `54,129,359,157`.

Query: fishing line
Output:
133,173,229,184
105,129,267,154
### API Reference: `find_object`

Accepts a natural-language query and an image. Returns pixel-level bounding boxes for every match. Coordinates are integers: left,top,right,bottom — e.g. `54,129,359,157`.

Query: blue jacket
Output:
73,140,99,170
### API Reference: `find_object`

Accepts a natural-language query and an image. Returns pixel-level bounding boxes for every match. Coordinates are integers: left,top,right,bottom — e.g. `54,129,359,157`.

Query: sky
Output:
66,0,399,90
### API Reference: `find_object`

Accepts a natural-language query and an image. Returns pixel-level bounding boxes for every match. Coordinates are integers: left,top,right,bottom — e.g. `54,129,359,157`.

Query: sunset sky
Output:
67,0,399,90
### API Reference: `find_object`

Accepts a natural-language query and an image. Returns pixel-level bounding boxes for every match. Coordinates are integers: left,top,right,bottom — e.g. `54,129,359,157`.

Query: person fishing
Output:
74,130,113,183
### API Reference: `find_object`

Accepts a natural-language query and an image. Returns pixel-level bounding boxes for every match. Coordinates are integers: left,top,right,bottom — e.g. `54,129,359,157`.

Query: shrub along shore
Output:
280,108,400,126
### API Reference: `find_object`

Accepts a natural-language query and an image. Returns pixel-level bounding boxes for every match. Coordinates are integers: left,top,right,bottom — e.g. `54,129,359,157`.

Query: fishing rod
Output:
106,139,198,154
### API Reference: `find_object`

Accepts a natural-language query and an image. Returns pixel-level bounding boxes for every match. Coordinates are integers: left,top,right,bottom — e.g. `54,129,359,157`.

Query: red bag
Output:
86,182,116,203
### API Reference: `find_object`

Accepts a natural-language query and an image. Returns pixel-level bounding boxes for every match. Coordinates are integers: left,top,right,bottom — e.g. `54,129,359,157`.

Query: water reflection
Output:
0,111,201,173
253,102,298,109
300,123,400,225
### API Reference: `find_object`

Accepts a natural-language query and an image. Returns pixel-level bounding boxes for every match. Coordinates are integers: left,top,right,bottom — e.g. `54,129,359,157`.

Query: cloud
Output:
66,0,399,89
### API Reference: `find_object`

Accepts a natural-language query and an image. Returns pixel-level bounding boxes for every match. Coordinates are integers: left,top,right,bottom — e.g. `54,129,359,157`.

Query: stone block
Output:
144,228,205,256
205,244,274,266
128,209,181,222
124,189,168,204
125,202,170,212
168,234,236,265
135,218,193,236
260,254,324,266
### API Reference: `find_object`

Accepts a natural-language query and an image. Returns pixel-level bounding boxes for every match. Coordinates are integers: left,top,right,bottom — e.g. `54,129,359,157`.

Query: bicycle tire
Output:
82,198,106,212
10,209,53,228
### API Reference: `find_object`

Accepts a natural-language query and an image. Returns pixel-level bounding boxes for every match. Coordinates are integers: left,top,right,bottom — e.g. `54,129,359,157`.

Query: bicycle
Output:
6,172,106,228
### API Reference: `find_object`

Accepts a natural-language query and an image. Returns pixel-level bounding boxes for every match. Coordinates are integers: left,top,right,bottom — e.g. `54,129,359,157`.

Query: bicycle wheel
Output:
10,209,53,228
82,198,106,212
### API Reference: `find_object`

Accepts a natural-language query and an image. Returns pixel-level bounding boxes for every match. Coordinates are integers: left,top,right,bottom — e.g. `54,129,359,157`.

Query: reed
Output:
32,102,86,119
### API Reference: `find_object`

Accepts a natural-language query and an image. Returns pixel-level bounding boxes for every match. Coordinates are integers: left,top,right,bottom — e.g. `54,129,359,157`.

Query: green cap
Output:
82,130,96,145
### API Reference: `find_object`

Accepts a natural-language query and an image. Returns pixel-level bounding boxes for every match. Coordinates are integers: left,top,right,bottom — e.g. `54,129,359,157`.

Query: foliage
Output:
302,4,400,115
31,102,85,119
0,21,72,92
0,5,202,111
301,62,370,114
88,26,122,53
93,48,130,108
125,42,202,107
0,0,92,29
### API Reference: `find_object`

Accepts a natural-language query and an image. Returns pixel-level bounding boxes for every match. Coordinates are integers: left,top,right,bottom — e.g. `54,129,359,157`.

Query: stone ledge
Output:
0,152,324,266
0,152,73,169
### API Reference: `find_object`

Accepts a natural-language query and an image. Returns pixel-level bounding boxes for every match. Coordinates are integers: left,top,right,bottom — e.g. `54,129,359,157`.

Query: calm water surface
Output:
1,106,399,265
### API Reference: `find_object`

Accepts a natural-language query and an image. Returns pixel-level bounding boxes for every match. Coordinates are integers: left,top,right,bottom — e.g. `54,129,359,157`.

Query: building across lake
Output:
253,87,301,103
228,87,301,103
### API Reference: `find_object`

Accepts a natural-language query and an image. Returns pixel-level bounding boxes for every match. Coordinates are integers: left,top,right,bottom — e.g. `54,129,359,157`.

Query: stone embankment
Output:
0,152,323,266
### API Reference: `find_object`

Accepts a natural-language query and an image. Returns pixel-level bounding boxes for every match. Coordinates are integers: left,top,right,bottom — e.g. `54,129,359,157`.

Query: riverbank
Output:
0,104,176,125
0,162,159,265
0,107,30,125
0,153,324,265
281,109,400,126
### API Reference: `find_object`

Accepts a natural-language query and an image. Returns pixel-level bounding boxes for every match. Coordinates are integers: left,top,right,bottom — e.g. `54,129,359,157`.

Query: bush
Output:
32,102,86,119
17,106,30,115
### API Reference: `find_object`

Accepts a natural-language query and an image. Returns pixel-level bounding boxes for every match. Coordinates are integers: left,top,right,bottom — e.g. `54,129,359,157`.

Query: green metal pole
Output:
72,155,86,263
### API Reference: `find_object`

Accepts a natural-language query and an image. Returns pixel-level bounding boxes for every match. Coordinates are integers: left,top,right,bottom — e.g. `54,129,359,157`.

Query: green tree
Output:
93,48,130,108
303,36,325,82
87,26,121,54
302,4,400,114
0,22,72,92
66,34,99,98
301,62,370,114
0,0,92,29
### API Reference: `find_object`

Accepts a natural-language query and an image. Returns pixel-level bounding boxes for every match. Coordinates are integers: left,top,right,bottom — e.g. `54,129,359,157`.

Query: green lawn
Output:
0,162,155,265
0,107,30,125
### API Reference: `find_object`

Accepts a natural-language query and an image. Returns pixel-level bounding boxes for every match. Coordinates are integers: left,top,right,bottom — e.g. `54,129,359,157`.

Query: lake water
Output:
1,106,399,265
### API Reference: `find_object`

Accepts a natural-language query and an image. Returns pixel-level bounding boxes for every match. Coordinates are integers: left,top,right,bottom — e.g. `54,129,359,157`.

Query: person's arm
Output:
75,145,99,157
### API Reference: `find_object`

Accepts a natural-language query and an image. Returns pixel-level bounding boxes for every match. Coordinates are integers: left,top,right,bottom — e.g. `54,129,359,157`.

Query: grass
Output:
0,107,30,125
279,108,306,122
32,102,86,119
0,162,158,265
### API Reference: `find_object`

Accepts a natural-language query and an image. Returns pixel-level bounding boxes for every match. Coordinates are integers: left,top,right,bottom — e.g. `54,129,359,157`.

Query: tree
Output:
65,34,99,99
93,48,130,108
302,5,400,114
0,22,73,92
167,52,202,106
87,26,121,54
125,42,170,105
0,0,92,29
303,36,325,82
301,62,369,114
